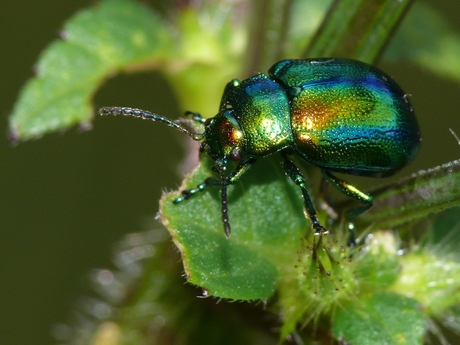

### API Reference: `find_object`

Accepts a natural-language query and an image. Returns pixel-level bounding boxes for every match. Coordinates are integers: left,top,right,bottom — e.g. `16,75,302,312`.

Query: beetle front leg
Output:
219,79,241,112
281,153,328,235
173,177,220,204
173,158,257,237
219,158,256,237
173,158,256,204
321,169,373,247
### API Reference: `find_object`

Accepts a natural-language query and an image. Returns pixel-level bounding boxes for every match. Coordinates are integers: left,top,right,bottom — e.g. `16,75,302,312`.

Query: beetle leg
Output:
219,79,241,111
173,158,256,237
281,153,328,235
173,177,220,204
321,169,373,247
320,170,373,217
173,158,256,203
218,158,256,237
227,158,256,184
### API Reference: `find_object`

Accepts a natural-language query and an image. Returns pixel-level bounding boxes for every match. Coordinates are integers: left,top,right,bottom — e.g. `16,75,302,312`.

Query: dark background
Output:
1,1,460,344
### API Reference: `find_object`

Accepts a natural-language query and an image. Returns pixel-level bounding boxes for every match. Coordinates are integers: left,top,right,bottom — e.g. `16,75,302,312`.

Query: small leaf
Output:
160,155,307,300
333,292,425,345
9,0,172,141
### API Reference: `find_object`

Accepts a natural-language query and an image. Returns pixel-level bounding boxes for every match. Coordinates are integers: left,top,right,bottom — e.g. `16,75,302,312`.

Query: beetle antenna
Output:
99,107,204,140
219,165,231,237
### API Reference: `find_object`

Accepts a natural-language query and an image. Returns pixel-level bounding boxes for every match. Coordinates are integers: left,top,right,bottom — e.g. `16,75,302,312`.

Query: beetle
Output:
100,58,420,241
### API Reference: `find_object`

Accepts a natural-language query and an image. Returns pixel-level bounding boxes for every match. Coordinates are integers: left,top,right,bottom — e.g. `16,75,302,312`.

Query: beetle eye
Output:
230,147,241,161
204,118,212,126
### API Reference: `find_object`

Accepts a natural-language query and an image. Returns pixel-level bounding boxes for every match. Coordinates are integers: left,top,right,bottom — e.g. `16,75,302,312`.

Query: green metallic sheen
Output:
269,58,420,177
99,58,421,242
202,74,294,163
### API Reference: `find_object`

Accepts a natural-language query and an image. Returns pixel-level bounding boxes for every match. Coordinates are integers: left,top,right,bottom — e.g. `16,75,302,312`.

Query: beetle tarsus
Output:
219,165,232,237
312,220,329,235
173,182,207,204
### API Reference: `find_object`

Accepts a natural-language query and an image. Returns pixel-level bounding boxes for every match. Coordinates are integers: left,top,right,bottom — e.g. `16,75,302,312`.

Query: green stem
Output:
304,0,414,63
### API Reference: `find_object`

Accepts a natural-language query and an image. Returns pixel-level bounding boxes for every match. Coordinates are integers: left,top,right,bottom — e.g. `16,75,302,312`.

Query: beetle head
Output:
197,109,246,237
201,109,245,166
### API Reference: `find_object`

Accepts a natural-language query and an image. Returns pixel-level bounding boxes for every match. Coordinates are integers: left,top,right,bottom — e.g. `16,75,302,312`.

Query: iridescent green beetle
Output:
100,58,420,241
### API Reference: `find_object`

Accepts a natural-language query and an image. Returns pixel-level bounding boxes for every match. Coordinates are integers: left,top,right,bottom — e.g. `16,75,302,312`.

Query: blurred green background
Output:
1,1,460,344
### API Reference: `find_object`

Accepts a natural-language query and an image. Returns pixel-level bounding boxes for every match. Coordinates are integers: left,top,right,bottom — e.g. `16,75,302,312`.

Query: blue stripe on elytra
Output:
301,75,392,95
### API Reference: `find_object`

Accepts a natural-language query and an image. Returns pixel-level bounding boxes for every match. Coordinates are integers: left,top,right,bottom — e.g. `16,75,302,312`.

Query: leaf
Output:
389,246,460,318
160,155,307,300
333,292,425,345
9,0,172,141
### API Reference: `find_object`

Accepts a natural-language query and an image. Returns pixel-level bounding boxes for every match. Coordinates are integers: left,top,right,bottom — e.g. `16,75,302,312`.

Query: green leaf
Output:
160,155,307,300
333,292,425,345
389,246,460,318
9,0,172,141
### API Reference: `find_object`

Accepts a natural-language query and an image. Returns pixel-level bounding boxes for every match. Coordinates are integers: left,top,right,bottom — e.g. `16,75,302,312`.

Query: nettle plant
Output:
10,0,460,344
